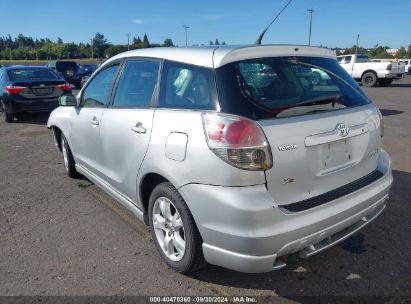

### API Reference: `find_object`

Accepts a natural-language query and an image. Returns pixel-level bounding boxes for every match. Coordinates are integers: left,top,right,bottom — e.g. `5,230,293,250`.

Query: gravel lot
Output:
0,76,410,300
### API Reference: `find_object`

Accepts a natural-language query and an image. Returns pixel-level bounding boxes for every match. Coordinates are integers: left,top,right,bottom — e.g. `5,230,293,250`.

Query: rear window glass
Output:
158,61,218,110
356,55,369,63
216,56,371,120
8,69,58,81
343,56,352,63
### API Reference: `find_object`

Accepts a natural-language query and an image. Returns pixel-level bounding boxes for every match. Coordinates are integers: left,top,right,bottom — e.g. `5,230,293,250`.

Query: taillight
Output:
56,84,71,91
202,113,273,171
387,63,392,71
6,85,28,94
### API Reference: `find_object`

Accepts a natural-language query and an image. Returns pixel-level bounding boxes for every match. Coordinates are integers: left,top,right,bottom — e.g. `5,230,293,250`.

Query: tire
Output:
61,134,78,178
14,113,26,121
361,71,378,87
1,102,14,123
148,182,206,273
64,66,76,79
379,79,393,87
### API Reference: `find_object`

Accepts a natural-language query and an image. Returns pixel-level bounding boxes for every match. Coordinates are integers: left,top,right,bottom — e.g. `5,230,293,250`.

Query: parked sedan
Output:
0,66,71,122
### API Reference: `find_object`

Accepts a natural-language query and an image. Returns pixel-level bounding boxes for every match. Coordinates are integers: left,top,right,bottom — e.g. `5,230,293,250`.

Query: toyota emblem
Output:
336,123,349,137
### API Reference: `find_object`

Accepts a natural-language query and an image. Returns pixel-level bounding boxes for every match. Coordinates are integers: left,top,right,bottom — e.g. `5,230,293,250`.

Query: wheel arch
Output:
361,69,378,79
139,172,171,216
51,125,63,152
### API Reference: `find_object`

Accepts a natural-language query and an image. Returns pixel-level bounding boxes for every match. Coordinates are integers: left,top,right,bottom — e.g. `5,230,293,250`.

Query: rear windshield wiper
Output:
296,95,343,107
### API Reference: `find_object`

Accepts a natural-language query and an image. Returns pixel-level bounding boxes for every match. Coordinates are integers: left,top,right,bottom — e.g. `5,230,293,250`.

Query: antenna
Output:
255,0,294,45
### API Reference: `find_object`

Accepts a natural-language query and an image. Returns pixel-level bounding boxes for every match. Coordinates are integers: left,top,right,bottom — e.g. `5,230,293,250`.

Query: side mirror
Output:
59,95,77,107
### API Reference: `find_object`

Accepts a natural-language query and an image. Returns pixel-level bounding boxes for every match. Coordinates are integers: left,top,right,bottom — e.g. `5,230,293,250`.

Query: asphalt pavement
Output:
0,76,410,300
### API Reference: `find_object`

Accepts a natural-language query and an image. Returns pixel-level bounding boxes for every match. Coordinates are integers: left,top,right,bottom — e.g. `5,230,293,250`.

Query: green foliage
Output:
92,32,108,58
133,36,142,45
142,33,149,48
162,38,174,47
367,45,393,59
407,44,411,58
396,47,407,59
0,33,176,60
105,45,128,58
344,45,368,55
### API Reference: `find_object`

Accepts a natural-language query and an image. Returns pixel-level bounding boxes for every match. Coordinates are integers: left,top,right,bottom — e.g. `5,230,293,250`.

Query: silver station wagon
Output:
47,45,393,273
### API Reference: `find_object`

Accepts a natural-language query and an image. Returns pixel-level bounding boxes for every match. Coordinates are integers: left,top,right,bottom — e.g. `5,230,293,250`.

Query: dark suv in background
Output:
47,61,81,88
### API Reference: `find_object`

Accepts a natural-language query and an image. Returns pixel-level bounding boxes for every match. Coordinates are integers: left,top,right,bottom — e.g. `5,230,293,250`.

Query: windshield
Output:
215,56,371,120
8,68,59,81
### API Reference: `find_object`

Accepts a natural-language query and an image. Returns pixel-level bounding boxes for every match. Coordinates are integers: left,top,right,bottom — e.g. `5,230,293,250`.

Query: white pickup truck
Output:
337,54,404,87
399,59,411,75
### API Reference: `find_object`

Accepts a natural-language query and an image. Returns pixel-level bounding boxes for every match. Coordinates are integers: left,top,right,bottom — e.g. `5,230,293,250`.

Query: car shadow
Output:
12,112,51,125
379,109,404,116
189,169,411,297
388,84,411,88
388,81,411,88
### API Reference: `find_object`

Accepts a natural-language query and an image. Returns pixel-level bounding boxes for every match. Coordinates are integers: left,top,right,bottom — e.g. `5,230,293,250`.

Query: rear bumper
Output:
378,71,403,79
4,97,59,114
179,150,393,273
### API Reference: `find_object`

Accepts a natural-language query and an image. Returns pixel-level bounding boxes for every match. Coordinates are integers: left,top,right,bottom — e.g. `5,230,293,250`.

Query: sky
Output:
1,0,410,49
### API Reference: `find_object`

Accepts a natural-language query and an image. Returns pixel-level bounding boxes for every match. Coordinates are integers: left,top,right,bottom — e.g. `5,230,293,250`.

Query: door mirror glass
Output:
59,95,77,107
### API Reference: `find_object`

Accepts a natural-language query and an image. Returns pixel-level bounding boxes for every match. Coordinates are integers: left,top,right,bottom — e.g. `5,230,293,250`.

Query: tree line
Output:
0,33,175,60
2,33,410,61
335,44,411,59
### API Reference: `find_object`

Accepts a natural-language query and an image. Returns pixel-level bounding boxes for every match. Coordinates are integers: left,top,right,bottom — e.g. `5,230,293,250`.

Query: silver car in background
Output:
47,45,393,273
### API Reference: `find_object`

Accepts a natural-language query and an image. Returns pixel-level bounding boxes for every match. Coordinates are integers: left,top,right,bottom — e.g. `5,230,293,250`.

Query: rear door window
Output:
158,61,217,110
112,60,159,108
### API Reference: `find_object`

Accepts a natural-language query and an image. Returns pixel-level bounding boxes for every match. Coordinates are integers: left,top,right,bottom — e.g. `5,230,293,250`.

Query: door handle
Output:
131,122,146,134
90,117,99,125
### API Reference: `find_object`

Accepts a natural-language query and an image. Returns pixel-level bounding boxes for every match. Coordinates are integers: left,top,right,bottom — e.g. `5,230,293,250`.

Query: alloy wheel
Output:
152,197,186,261
365,76,373,85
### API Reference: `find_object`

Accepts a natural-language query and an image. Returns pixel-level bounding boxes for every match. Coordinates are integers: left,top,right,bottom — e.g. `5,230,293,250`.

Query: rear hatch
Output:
259,105,381,206
216,54,383,207
12,80,68,99
390,62,404,74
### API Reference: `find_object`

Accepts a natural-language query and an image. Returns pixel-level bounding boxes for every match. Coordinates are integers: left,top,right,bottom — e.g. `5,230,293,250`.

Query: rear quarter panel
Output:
137,109,266,195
